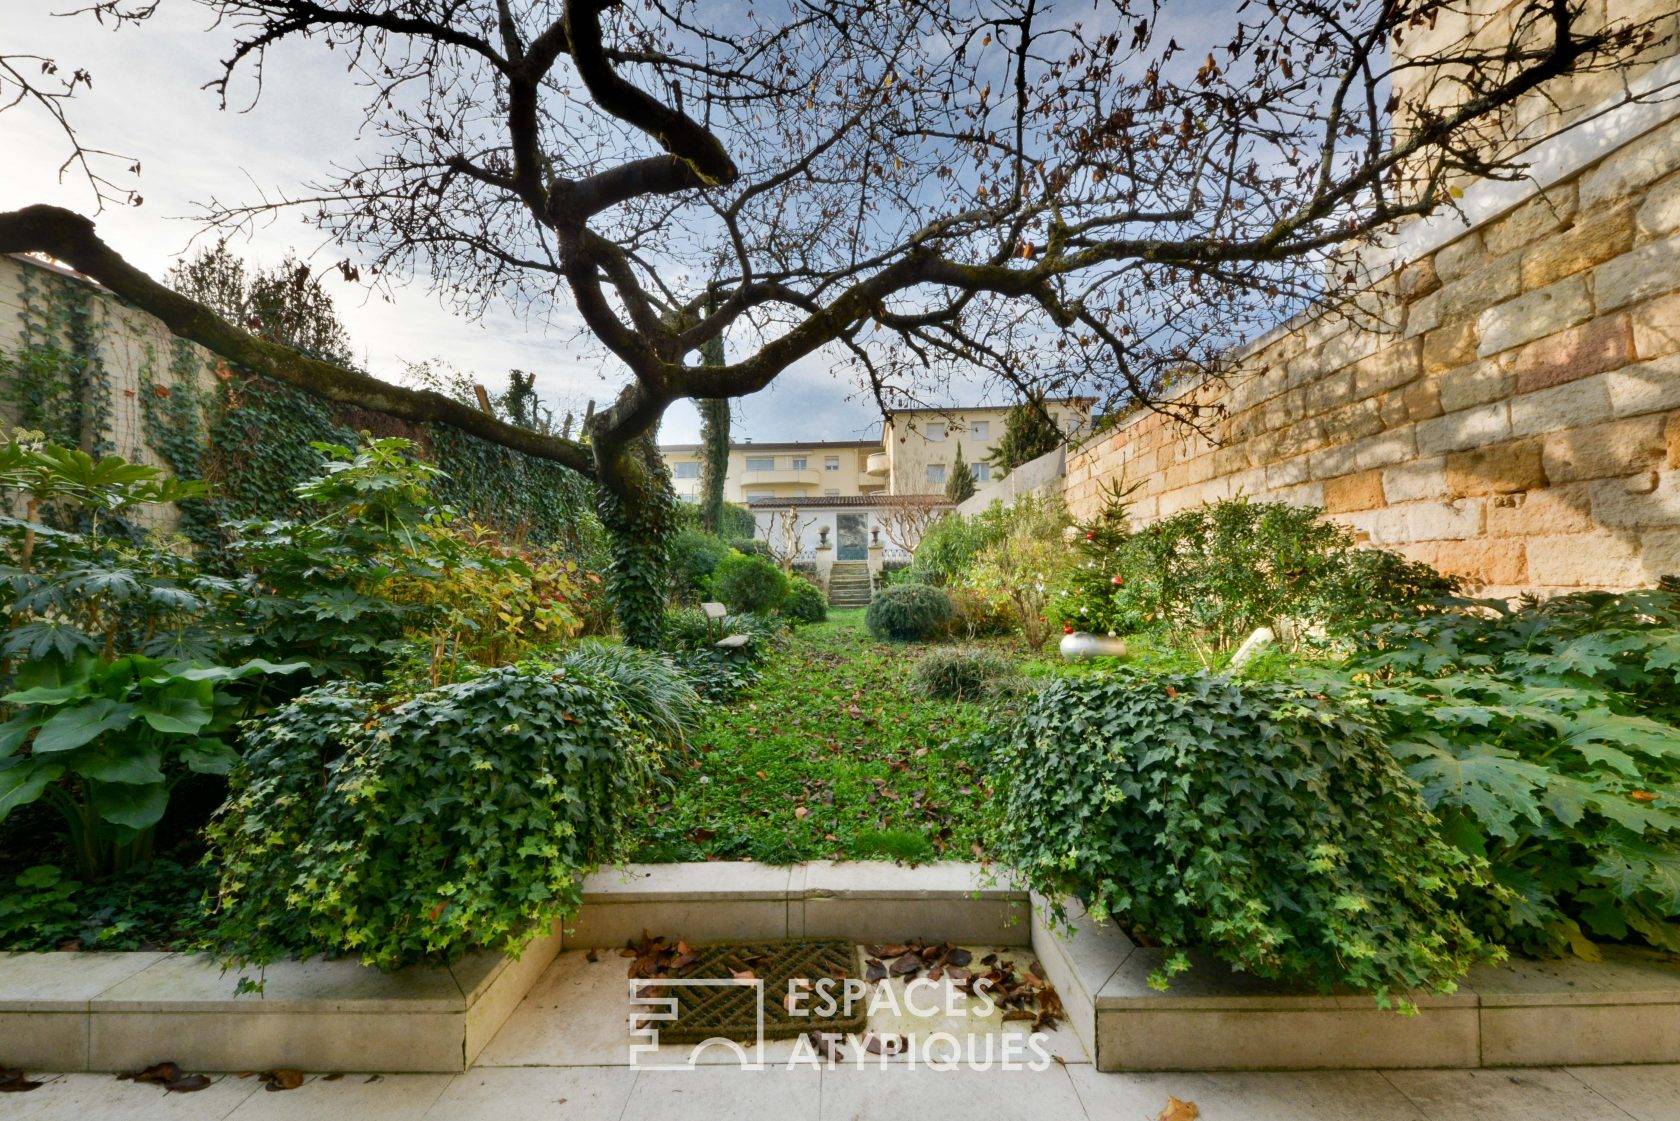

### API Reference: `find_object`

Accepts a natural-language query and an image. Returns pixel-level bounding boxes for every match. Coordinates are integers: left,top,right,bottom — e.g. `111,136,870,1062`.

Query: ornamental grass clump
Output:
210,665,654,970
993,670,1497,1006
911,647,1020,701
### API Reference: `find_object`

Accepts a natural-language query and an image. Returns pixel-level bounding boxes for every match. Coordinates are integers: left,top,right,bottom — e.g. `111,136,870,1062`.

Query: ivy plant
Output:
993,670,1496,1006
210,665,654,970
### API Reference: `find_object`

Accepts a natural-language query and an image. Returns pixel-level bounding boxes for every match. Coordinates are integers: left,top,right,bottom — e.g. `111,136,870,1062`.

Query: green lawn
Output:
631,609,1003,864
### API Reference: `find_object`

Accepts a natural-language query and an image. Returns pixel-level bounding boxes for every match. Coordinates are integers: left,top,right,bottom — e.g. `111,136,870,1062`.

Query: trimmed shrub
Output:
669,529,729,602
993,670,1495,1005
211,666,651,969
783,578,828,624
911,648,1018,701
866,584,955,642
711,551,788,615
729,538,772,558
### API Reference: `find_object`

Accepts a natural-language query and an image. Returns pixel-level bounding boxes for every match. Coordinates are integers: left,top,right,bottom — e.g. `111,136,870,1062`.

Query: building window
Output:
926,463,946,484
825,456,840,471
674,462,699,479
746,457,775,472
825,488,839,496
745,489,775,500
970,421,990,440
791,456,807,470
972,463,991,482
926,422,947,442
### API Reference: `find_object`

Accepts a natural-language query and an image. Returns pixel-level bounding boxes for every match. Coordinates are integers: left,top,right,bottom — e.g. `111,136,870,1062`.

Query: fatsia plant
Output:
0,432,307,875
0,652,305,876
1348,590,1680,958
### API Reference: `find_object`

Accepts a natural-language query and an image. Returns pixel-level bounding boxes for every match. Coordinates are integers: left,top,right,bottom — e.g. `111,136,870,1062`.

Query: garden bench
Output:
700,601,752,651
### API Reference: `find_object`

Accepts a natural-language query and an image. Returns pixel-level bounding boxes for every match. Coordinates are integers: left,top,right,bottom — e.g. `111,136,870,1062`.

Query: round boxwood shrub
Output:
912,647,1018,700
210,666,651,970
993,670,1494,1006
669,529,729,601
866,583,955,642
783,578,828,624
711,551,789,615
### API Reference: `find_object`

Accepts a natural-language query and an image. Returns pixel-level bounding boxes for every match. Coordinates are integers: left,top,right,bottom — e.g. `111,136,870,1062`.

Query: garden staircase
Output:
826,561,873,607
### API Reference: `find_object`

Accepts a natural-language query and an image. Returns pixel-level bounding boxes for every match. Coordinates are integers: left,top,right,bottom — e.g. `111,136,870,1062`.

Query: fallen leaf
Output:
586,948,600,963
164,1075,212,1093
261,1070,305,1092
0,1069,43,1093
1156,1095,1199,1121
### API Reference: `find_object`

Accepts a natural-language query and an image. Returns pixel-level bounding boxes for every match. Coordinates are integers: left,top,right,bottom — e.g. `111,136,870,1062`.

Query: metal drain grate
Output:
635,939,864,1043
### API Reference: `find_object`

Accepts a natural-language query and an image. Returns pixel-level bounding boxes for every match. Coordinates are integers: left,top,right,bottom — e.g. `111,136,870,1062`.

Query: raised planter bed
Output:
0,861,1029,1073
1029,896,1680,1072
7,865,1676,1074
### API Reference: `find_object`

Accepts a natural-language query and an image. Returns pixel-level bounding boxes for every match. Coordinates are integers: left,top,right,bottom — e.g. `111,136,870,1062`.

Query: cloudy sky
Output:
0,2,901,445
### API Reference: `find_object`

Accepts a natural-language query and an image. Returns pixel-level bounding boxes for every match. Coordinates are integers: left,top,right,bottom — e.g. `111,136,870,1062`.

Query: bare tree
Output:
875,495,950,555
0,0,1668,643
765,506,816,572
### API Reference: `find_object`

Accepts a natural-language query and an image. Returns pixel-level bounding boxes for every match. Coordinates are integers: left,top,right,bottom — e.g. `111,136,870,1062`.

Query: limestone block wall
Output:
1064,103,1680,597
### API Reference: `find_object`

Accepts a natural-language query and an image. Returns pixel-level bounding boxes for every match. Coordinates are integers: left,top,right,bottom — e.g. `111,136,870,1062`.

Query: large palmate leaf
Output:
32,699,138,754
1400,742,1553,841
72,742,166,785
1592,841,1680,912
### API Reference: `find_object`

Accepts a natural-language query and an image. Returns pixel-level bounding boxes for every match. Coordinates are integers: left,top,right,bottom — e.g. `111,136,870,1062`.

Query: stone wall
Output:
1063,95,1680,596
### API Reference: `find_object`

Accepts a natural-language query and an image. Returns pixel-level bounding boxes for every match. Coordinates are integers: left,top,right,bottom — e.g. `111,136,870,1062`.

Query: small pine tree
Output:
946,441,977,502
985,394,1064,477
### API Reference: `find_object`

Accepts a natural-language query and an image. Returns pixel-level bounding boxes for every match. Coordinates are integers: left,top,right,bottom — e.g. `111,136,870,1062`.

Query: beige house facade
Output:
661,440,885,504
659,397,1094,503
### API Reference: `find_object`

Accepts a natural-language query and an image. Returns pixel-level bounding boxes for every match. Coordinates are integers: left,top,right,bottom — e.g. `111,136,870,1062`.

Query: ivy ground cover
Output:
631,609,1001,864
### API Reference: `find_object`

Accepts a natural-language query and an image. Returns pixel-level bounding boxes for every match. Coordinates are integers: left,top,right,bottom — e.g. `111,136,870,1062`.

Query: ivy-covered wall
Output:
0,252,599,553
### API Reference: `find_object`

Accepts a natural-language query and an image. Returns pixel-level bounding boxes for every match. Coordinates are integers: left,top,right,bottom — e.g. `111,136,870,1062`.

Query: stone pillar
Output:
867,541,884,582
814,542,835,591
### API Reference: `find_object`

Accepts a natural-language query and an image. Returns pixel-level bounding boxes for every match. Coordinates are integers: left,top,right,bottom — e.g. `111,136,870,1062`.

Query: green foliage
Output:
0,651,305,877
211,666,653,970
0,436,306,876
993,671,1495,1004
985,394,1063,476
866,584,956,642
547,641,703,749
730,536,772,558
716,503,759,541
232,437,596,683
712,550,789,615
911,648,1019,701
945,442,978,503
1348,589,1680,957
597,440,678,648
904,511,1005,586
958,494,1074,647
1055,494,1456,651
0,859,219,952
782,578,828,624
670,529,730,602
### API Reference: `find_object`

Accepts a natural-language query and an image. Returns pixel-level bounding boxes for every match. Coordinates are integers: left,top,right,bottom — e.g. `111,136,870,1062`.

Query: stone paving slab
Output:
4,1066,1674,1121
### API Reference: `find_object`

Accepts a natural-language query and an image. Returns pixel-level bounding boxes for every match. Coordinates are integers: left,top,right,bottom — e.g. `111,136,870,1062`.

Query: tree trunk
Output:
592,432,676,648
